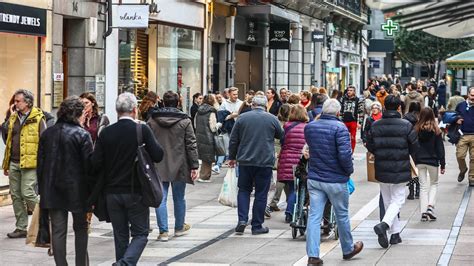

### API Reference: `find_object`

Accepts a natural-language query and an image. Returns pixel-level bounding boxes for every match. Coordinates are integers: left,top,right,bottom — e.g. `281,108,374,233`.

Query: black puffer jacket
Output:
37,120,93,213
415,130,445,169
195,104,217,162
366,111,419,184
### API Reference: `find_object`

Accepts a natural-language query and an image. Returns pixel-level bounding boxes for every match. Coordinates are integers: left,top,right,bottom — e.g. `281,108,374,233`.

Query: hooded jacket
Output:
148,107,199,184
414,130,445,168
404,90,424,114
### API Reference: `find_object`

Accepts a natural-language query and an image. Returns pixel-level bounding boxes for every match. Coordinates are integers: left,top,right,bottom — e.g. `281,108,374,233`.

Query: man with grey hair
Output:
304,99,363,265
228,95,283,235
90,92,164,265
3,89,46,238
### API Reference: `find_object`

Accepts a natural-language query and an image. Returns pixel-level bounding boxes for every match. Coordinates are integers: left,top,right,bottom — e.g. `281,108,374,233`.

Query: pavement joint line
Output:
159,228,236,265
437,186,471,266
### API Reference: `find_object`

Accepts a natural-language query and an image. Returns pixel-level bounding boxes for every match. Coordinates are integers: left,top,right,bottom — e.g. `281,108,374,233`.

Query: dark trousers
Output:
106,194,149,266
237,165,272,230
49,209,89,266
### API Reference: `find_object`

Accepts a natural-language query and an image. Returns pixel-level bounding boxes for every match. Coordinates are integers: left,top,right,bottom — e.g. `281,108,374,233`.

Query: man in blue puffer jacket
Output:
304,99,363,266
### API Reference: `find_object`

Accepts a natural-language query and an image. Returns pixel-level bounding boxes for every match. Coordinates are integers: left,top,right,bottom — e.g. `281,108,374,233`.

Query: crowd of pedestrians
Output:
0,73,472,265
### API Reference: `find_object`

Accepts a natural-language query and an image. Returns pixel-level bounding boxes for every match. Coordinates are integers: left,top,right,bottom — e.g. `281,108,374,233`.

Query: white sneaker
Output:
197,178,211,183
175,223,191,237
157,232,169,242
212,165,220,174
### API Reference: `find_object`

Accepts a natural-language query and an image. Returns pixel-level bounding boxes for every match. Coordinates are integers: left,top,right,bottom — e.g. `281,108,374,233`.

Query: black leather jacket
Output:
37,120,93,213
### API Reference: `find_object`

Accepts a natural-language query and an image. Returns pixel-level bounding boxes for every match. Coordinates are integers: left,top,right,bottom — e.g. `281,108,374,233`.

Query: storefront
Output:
118,0,206,112
0,2,47,122
0,1,49,191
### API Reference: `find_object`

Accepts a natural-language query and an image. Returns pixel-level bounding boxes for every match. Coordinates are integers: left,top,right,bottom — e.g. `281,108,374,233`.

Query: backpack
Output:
133,123,164,208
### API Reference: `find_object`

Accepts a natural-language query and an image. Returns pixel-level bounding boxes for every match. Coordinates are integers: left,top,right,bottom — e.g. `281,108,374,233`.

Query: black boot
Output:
373,222,389,248
407,181,414,200
414,178,420,199
390,233,402,245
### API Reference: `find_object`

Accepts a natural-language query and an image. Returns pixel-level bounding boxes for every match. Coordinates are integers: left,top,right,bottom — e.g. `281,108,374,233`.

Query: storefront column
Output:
105,28,119,123
288,25,302,92
273,49,289,90
303,31,314,88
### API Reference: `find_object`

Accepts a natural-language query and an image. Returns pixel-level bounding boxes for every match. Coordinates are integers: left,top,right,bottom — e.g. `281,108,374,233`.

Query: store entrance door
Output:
235,45,263,99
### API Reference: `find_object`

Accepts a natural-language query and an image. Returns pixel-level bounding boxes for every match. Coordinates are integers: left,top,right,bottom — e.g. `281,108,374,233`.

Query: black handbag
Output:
214,131,226,156
134,124,164,208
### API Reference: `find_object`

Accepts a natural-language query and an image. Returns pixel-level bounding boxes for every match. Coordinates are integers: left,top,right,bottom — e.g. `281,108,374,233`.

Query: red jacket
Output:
277,122,306,181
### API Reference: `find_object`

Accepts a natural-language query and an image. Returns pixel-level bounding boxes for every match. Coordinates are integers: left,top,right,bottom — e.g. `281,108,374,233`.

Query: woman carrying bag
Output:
414,107,445,221
195,94,221,182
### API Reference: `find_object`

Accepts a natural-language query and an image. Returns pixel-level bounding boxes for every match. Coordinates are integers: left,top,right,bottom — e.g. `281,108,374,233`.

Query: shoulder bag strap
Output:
136,122,143,145
132,122,143,195
284,122,299,135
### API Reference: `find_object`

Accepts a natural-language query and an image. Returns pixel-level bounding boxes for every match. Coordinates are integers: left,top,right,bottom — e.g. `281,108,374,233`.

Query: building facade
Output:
208,0,368,97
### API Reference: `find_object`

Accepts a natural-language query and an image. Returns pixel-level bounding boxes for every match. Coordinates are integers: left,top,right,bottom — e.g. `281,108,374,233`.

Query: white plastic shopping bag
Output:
218,168,238,207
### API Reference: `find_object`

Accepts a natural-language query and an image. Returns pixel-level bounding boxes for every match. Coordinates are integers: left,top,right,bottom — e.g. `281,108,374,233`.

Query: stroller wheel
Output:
292,226,298,239
299,228,305,236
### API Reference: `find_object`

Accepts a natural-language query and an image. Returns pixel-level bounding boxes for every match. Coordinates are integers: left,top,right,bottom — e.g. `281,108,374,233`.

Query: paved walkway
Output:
0,142,473,265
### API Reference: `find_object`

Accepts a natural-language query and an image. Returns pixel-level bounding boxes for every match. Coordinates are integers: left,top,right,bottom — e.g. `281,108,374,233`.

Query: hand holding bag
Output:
218,168,238,207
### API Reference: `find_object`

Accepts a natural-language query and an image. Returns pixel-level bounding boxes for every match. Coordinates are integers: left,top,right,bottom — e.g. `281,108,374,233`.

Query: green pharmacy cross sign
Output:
382,19,399,36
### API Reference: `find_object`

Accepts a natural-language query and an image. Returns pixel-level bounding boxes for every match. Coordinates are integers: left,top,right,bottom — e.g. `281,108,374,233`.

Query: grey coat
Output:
229,108,284,168
148,107,199,184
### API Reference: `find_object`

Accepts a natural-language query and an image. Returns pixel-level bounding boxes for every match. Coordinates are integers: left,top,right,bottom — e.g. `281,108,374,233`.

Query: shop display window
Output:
156,24,202,97
0,34,38,122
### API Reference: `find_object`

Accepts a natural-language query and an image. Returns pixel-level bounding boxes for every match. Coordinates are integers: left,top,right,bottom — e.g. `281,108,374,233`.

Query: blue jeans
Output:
106,193,149,265
216,155,227,168
237,165,272,230
282,180,296,216
155,181,186,233
306,179,354,258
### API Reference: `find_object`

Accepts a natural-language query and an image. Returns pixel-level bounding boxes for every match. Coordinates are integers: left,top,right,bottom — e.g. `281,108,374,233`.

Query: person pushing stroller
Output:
304,99,363,266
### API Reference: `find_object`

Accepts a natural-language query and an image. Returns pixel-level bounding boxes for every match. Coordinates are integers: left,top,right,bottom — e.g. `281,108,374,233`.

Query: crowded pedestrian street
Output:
0,139,472,265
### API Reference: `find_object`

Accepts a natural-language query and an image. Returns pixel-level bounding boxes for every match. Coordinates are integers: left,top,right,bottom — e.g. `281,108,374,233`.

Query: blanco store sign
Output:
112,4,149,28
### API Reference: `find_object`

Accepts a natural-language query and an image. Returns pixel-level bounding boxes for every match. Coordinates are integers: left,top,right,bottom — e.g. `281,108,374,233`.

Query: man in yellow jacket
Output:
2,89,46,238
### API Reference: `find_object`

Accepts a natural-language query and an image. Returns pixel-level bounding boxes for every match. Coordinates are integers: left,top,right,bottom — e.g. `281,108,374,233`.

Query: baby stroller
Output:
290,155,342,240
290,157,309,239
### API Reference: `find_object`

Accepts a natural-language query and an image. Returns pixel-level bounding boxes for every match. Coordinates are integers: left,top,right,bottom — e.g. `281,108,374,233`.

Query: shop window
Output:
156,24,202,97
0,34,38,122
118,29,149,98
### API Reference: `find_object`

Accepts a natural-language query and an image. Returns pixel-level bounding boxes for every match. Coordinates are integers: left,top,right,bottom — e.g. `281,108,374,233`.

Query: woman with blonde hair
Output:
414,107,445,221
277,104,309,222
318,87,328,95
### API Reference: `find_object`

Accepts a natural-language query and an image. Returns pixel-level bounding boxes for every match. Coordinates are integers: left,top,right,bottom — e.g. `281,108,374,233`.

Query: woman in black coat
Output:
37,96,93,266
